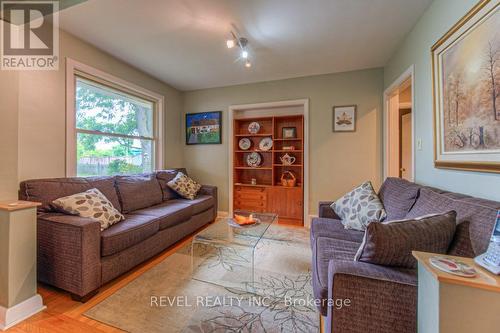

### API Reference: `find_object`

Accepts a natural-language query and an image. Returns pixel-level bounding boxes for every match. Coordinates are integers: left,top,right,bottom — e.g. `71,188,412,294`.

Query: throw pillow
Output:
53,188,124,231
331,181,387,231
167,172,202,200
354,211,457,268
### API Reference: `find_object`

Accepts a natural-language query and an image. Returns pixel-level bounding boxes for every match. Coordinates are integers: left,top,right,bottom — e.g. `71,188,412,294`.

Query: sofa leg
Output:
71,289,99,302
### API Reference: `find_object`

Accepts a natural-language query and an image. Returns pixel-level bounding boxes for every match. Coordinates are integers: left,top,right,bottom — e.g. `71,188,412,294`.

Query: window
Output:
67,59,163,177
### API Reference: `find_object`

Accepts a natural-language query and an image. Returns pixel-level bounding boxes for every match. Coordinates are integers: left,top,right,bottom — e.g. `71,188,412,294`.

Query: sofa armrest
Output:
37,213,101,298
318,201,339,219
310,218,352,245
326,260,417,333
198,185,218,219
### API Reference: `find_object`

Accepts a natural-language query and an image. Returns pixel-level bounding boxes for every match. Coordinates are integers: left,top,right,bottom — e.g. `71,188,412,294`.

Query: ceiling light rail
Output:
226,30,251,68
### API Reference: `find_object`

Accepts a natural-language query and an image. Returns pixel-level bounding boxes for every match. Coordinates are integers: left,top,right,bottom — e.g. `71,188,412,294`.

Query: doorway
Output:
384,66,414,181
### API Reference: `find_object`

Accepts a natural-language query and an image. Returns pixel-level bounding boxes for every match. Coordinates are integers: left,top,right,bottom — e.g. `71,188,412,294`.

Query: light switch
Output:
417,138,422,151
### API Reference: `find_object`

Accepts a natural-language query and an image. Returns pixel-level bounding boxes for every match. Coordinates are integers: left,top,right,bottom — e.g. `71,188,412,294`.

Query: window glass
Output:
75,77,155,176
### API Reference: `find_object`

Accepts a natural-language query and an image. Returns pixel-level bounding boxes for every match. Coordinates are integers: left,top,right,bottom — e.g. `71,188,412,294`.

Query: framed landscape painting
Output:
186,111,222,145
432,0,500,173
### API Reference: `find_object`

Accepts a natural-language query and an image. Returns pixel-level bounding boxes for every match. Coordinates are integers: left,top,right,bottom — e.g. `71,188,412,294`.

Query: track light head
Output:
238,37,248,48
226,39,235,49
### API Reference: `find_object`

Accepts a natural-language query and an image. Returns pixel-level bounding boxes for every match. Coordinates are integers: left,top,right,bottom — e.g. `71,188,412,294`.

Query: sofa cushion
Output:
187,195,215,215
156,169,181,201
101,214,159,256
116,174,163,213
167,172,202,200
406,187,500,257
312,236,359,316
378,177,421,221
52,188,124,231
133,200,193,230
310,217,364,247
355,211,457,268
156,169,186,201
331,181,386,231
20,176,120,212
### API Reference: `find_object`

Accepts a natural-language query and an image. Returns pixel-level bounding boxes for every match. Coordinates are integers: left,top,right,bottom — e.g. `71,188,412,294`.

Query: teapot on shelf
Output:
280,153,296,165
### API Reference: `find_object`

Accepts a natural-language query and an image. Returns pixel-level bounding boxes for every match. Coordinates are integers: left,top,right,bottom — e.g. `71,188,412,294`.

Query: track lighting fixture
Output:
226,31,252,68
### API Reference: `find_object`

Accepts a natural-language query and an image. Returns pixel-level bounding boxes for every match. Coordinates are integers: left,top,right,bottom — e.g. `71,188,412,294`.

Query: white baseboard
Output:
217,211,229,218
306,214,318,229
0,294,45,331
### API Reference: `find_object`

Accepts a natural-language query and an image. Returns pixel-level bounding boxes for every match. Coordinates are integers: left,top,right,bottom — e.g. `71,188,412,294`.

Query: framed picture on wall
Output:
282,127,297,139
333,105,356,132
432,0,500,173
185,111,222,145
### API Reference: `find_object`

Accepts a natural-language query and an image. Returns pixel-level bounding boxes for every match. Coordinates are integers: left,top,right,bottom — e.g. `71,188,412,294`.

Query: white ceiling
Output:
59,0,432,91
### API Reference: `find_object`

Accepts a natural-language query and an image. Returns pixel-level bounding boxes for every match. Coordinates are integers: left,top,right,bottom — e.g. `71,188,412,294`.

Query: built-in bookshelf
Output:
233,115,304,225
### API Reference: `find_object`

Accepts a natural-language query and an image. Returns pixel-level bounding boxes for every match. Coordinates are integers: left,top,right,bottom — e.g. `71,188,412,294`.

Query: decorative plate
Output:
248,122,260,134
429,256,477,278
259,137,273,151
239,138,251,150
246,152,262,167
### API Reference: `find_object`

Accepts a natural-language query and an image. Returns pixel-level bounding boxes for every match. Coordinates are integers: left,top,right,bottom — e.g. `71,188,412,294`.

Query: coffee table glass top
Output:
193,211,278,248
191,211,278,290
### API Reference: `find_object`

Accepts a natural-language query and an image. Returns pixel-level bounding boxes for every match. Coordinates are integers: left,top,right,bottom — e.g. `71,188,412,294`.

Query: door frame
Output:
228,99,310,225
383,65,415,181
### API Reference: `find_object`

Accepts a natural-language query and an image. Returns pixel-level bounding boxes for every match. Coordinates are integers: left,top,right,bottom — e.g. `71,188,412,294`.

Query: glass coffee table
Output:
191,211,278,290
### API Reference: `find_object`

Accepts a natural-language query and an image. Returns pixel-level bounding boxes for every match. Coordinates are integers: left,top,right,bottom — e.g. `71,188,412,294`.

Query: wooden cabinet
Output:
267,187,303,224
233,115,304,225
234,186,267,212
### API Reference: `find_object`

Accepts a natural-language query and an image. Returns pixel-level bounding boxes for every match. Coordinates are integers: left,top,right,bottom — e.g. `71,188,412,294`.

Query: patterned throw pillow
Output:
331,181,387,231
167,172,202,200
354,211,457,268
53,188,124,231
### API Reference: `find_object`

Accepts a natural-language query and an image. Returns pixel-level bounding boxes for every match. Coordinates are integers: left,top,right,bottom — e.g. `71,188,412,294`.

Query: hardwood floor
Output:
6,233,195,333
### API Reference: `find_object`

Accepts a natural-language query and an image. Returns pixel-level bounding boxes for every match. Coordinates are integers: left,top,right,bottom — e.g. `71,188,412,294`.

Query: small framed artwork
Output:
333,105,356,132
185,111,222,145
432,0,500,173
282,127,297,139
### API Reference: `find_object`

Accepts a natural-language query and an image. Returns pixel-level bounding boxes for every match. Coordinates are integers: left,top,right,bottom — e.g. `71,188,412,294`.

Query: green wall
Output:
183,68,384,213
384,0,500,201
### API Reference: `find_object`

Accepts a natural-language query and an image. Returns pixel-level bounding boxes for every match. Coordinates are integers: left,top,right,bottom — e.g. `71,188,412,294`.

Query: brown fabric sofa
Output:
19,169,217,301
311,177,500,333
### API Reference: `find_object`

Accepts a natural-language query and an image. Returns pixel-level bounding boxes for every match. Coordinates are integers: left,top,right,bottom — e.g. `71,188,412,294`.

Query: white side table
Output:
0,201,45,330
413,251,500,333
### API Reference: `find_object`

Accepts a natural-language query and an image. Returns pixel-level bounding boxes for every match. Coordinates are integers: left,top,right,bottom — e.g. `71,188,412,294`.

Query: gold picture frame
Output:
432,0,500,173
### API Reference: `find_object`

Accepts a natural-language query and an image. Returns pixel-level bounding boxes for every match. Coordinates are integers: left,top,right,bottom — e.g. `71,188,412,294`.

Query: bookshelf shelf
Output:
233,114,304,225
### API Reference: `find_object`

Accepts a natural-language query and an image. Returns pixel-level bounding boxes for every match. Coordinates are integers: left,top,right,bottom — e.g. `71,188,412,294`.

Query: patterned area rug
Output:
84,223,318,332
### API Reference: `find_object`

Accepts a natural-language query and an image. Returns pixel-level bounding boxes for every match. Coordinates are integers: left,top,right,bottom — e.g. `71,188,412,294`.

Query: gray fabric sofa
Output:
19,169,217,301
311,177,500,333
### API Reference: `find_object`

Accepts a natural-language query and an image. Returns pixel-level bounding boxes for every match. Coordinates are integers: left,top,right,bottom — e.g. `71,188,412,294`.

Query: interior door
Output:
387,92,400,177
399,109,412,180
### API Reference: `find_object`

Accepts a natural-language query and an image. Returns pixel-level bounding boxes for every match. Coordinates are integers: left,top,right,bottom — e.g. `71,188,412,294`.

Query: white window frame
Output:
66,58,164,176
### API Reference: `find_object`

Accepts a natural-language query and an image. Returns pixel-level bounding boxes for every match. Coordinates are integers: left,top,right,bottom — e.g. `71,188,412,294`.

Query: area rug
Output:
84,223,319,332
